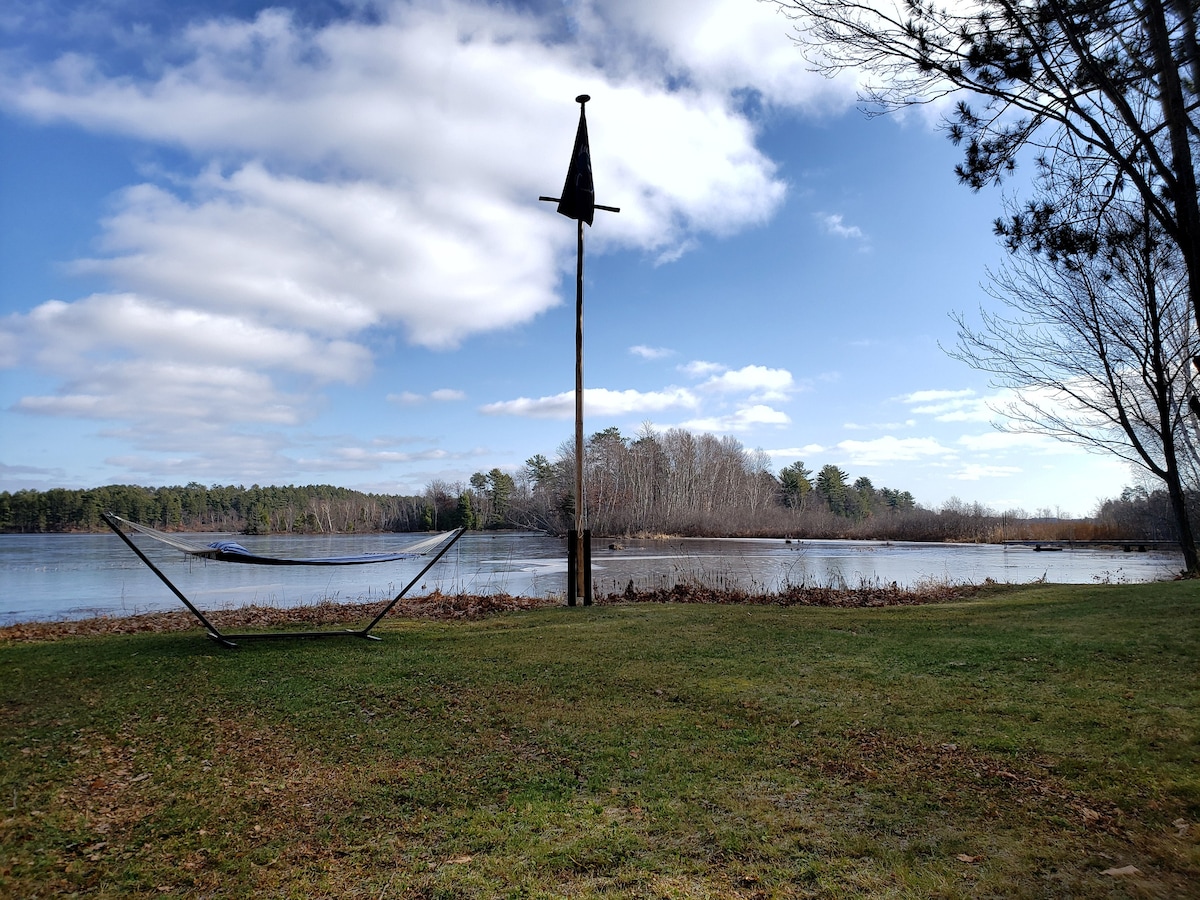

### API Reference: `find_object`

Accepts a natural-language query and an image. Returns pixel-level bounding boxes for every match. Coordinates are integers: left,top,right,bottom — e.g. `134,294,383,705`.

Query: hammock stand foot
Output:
210,629,385,648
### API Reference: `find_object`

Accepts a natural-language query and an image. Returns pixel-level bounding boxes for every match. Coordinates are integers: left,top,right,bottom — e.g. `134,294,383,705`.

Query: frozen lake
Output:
0,530,1183,625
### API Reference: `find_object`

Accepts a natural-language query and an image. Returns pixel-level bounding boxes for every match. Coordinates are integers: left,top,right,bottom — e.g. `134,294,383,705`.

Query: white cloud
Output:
16,360,307,427
630,344,674,360
0,0,840,455
481,386,699,419
575,0,857,111
69,166,564,350
16,291,370,383
836,435,958,466
948,463,1023,481
679,403,791,432
818,211,871,252
698,364,794,401
388,388,465,405
653,238,700,266
902,389,977,404
819,212,866,242
766,445,826,459
677,360,796,401
388,392,424,405
680,359,726,378
900,388,995,422
956,431,1083,456
325,446,454,469
844,419,917,431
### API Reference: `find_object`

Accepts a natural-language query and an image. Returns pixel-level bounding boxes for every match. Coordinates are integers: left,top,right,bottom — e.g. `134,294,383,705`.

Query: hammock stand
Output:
103,512,466,648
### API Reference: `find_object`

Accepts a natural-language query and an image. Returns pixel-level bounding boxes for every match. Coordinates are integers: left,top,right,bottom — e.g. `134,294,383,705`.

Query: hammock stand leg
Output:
361,526,466,632
105,514,466,648
217,527,466,645
103,512,237,648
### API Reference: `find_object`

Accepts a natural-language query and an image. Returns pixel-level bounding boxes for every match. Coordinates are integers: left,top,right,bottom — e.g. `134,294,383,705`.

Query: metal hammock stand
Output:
103,512,466,648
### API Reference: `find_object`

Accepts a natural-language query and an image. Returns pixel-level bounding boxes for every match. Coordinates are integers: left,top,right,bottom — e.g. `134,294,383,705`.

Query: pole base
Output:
567,529,593,606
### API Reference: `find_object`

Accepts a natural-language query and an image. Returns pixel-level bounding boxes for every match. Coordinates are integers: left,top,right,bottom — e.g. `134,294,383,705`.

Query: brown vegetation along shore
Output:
0,581,996,644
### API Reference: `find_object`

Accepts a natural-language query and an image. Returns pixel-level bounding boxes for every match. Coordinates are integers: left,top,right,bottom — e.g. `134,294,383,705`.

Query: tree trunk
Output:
1143,0,1200,336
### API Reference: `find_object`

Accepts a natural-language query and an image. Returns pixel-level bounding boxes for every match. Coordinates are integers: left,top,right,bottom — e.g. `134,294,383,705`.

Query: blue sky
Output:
0,0,1136,516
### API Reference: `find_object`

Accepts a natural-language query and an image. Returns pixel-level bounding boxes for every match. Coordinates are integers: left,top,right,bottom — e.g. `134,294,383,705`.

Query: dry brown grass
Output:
0,581,997,644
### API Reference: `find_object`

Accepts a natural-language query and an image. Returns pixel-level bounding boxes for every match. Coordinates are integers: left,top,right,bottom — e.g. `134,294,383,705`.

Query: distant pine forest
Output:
0,427,1183,544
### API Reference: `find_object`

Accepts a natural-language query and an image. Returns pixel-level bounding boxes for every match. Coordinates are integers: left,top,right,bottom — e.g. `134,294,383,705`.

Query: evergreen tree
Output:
816,465,853,518
779,461,813,509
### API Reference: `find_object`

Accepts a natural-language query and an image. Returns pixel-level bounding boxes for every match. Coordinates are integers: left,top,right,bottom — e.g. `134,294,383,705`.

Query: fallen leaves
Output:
0,592,562,643
1,581,996,644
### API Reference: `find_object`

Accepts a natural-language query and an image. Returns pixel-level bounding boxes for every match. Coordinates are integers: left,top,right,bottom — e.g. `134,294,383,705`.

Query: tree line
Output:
3,425,1189,544
452,425,1187,543
0,483,430,536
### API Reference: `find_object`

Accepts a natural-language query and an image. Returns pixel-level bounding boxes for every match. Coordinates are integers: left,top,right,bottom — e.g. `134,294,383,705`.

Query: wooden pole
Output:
538,93,620,607
573,215,591,605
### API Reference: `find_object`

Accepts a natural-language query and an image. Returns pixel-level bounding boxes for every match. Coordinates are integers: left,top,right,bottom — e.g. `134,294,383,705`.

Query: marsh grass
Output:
1,582,1198,898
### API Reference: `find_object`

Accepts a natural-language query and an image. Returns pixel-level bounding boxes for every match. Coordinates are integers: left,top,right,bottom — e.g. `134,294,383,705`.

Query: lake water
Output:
0,530,1184,625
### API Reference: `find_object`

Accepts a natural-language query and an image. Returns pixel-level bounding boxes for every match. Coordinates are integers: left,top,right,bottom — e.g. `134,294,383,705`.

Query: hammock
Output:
102,511,468,648
103,512,458,565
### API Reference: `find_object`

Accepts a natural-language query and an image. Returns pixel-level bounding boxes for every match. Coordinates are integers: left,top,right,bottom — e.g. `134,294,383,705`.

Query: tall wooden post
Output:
573,216,589,605
539,94,619,608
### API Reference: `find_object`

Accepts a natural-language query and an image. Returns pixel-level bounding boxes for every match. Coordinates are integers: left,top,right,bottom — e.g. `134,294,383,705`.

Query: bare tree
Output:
950,199,1200,572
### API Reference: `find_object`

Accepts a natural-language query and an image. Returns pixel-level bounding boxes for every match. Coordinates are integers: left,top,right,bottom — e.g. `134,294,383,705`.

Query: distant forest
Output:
0,426,1185,543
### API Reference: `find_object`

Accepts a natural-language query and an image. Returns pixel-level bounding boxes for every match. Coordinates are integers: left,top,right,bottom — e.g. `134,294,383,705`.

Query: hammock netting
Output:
104,513,459,566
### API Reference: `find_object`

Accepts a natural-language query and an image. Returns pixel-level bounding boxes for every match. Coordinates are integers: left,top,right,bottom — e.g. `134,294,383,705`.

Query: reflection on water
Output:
0,531,1183,625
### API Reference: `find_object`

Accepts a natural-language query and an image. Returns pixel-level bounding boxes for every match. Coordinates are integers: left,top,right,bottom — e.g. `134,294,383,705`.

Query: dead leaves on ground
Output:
1,583,992,644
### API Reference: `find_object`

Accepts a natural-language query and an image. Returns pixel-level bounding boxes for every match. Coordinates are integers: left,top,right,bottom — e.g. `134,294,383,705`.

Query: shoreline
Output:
0,581,1000,643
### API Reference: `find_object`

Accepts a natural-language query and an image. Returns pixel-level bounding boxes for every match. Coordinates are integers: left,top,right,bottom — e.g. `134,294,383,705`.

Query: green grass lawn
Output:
2,582,1198,898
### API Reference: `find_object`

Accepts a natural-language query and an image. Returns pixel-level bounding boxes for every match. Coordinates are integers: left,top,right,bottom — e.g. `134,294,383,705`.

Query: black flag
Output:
557,97,595,226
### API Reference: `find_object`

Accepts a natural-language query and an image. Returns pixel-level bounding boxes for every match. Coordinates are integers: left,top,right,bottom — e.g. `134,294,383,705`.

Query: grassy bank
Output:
1,583,1197,898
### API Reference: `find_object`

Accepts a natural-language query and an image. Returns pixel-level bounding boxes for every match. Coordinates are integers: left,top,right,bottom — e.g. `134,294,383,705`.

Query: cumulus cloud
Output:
679,360,727,378
679,404,791,432
479,358,799,431
16,360,309,427
575,0,855,110
480,386,699,419
14,291,370,383
697,364,795,401
836,435,958,466
0,0,875,485
0,0,841,467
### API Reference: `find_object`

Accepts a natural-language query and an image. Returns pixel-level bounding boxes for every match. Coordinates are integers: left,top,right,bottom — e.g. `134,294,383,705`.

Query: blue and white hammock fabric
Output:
105,513,459,566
